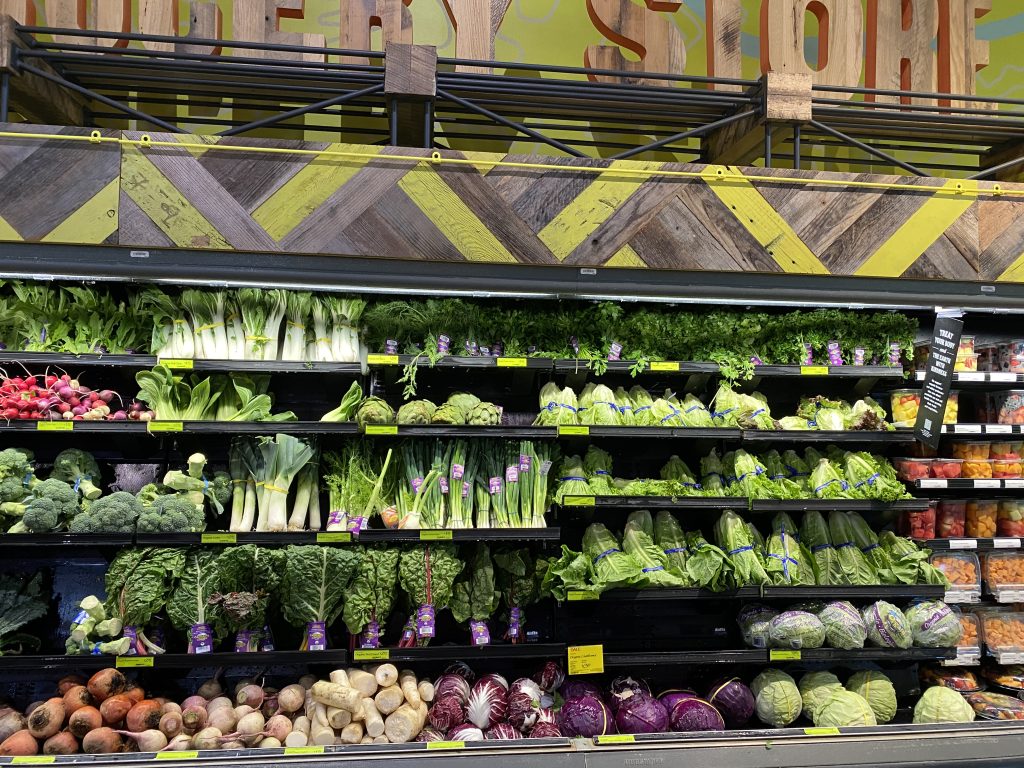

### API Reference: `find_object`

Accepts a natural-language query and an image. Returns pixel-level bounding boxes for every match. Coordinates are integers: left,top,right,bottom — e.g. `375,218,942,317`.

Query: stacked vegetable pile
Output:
739,600,963,651
542,509,946,597
63,541,549,655
321,388,507,429
0,664,438,756
555,446,910,502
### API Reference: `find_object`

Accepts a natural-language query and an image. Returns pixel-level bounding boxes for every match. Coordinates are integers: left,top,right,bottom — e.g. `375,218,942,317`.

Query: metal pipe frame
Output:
807,119,928,176
220,82,384,136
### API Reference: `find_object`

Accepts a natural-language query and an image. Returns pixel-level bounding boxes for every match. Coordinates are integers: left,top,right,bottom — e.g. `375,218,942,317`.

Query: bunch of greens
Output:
764,513,814,585
450,544,500,645
342,546,400,648
398,544,463,646
166,548,225,653
104,547,186,655
136,367,295,422
828,511,877,585
280,545,361,650
801,512,842,585
684,531,732,590
879,533,950,587
622,511,689,587
322,443,394,532
714,510,770,587
212,545,285,652
653,510,693,583
494,548,545,642
542,545,596,600
583,523,642,591
534,383,580,426
0,572,46,655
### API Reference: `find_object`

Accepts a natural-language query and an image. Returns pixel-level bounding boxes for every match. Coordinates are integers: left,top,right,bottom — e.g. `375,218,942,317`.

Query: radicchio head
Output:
467,675,509,729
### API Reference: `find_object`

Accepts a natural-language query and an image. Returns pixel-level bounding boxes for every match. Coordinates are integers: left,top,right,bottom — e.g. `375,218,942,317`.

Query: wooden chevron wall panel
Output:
0,125,119,245
4,125,1024,283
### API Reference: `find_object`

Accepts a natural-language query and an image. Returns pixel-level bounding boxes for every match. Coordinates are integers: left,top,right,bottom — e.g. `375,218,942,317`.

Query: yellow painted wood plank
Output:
42,178,119,244
174,134,219,158
999,253,1024,282
459,150,502,175
252,144,382,241
856,179,976,277
121,145,230,249
702,165,829,275
398,164,518,263
604,245,646,268
0,213,22,241
538,160,663,262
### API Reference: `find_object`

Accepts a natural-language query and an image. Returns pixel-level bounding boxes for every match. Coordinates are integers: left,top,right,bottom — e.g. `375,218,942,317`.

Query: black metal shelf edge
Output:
919,537,1023,551
381,426,556,438
741,430,915,443
791,648,957,662
0,352,363,374
560,497,930,512
604,647,955,666
352,643,567,662
913,479,1024,490
753,499,931,512
604,650,764,666
752,365,904,378
0,533,135,547
0,650,350,671
568,585,947,603
373,354,550,370
0,421,361,434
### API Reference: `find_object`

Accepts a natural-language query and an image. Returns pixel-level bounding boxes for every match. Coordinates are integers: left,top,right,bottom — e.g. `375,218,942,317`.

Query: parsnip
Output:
309,720,334,746
292,716,311,737
399,671,421,707
374,686,404,715
284,731,309,748
310,682,362,713
340,722,363,744
346,669,377,698
360,736,373,744
313,702,330,729
372,735,389,744
417,680,435,704
383,703,424,744
327,707,352,729
361,698,385,738
329,670,350,687
370,664,398,688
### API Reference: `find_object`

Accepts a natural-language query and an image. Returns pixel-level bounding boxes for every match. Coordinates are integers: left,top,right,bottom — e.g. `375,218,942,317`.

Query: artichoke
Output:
431,403,465,425
355,396,395,427
446,392,481,419
467,401,501,426
397,399,437,425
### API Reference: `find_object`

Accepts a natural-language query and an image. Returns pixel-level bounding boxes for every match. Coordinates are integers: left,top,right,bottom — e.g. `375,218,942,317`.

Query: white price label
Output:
919,479,948,489
1000,652,1024,665
995,538,1022,549
997,590,1024,603
991,373,1019,383
1005,480,1024,489
955,424,983,434
957,373,985,382
987,424,1014,434
945,590,980,603
974,479,1002,489
948,539,978,550
944,653,981,667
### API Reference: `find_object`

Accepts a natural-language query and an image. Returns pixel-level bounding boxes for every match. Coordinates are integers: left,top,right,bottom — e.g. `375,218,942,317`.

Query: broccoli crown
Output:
32,478,80,518
0,476,27,504
0,448,31,482
137,494,206,533
23,498,59,533
209,472,232,507
67,491,140,534
51,448,101,484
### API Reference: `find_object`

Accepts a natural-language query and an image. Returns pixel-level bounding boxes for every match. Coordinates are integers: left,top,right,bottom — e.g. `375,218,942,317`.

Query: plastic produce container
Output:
921,665,982,692
959,336,977,358
958,612,982,655
952,442,991,461
893,457,932,482
956,353,980,372
978,344,999,372
890,389,958,425
964,691,1024,720
947,390,960,424
932,458,963,479
1000,342,1024,372
994,391,1024,425
991,441,1024,460
983,552,1024,597
981,612,1024,657
962,459,994,479
999,500,1024,537
994,459,1023,479
932,552,982,602
967,500,999,538
909,442,939,459
981,663,1024,691
901,503,937,539
938,500,967,538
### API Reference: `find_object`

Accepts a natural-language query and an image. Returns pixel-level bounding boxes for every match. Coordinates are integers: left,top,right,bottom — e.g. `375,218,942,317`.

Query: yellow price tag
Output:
649,361,680,372
420,530,454,541
12,757,56,764
596,735,635,745
367,354,399,365
155,751,198,760
769,650,801,661
804,727,840,736
148,421,184,433
316,532,352,543
116,656,155,668
353,649,390,661
284,746,325,755
800,366,830,376
36,421,72,431
426,741,465,750
365,425,398,435
562,496,596,507
558,425,590,436
201,533,236,544
567,644,604,675
566,591,599,601
157,358,195,370
496,357,527,368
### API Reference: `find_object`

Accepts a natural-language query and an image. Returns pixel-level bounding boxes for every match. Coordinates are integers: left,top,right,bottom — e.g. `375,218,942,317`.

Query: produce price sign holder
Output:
915,313,964,450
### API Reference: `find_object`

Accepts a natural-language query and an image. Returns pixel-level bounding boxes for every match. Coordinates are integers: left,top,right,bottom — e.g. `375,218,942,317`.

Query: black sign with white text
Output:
915,315,964,449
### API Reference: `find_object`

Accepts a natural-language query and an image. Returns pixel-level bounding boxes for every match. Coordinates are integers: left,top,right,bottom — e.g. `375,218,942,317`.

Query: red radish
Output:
0,730,38,756
63,685,93,715
68,707,102,739
43,731,79,755
87,669,127,702
27,698,64,739
99,695,133,726
82,727,123,754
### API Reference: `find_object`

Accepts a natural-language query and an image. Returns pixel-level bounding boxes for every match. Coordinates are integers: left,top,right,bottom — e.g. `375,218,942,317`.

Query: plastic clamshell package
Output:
981,663,1024,691
967,500,999,538
938,500,967,538
964,691,1024,720
952,442,992,461
981,612,1024,655
931,552,982,590
998,500,1024,538
920,665,984,693
983,551,1024,592
993,391,1024,426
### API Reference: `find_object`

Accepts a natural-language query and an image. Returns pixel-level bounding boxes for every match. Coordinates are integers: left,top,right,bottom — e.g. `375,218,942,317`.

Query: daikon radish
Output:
340,722,363,744
283,731,308,748
326,707,351,729
329,670,350,687
291,716,310,737
360,699,384,738
374,686,404,715
417,681,434,704
346,670,377,698
370,664,398,688
399,671,421,707
310,682,362,713
383,703,423,744
308,720,334,747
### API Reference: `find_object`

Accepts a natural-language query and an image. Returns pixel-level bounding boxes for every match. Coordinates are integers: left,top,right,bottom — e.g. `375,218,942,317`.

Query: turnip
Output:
82,727,123,754
158,711,182,739
197,674,223,701
28,698,64,739
235,711,265,743
163,734,191,752
115,729,168,753
181,695,207,711
42,731,79,755
263,715,291,742
220,739,244,750
161,702,182,716
234,678,256,696
206,707,236,735
277,685,305,714
190,726,222,751
233,705,254,721
68,707,102,739
181,705,207,734
235,684,264,709
259,737,281,749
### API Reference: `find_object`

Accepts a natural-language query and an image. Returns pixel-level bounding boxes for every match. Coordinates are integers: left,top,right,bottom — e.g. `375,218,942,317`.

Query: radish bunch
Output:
0,372,148,422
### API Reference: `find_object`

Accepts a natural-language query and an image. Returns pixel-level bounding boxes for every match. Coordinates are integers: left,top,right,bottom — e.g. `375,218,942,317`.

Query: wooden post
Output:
0,13,87,125
384,43,436,148
704,72,811,165
441,0,511,74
